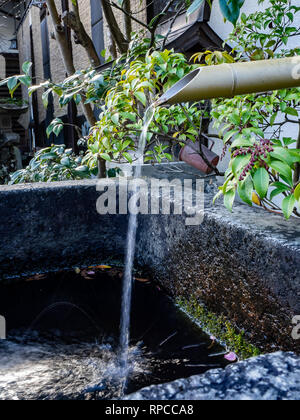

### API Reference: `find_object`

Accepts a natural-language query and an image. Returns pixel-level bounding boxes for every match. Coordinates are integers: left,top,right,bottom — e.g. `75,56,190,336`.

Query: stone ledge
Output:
126,352,300,401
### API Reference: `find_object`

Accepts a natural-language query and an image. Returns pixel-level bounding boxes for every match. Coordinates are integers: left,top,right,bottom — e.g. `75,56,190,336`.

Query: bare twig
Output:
101,0,129,53
161,5,185,50
149,0,178,48
109,0,149,31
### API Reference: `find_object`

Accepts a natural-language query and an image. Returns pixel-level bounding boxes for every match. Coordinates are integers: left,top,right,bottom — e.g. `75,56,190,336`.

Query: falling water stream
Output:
0,104,231,400
119,105,156,392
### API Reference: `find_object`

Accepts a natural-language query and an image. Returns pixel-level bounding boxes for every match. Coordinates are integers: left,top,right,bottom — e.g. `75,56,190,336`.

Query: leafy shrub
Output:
9,145,95,184
28,36,208,170
86,49,205,168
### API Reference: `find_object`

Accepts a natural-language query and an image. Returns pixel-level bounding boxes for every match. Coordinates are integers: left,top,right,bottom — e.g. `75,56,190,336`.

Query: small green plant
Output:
0,98,27,107
9,145,95,184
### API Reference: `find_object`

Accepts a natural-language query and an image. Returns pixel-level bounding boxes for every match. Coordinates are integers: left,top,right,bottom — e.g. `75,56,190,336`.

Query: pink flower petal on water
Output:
87,271,95,275
224,352,237,362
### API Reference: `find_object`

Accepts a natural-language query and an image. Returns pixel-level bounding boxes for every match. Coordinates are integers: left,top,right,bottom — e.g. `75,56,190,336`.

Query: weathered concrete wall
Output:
0,173,299,353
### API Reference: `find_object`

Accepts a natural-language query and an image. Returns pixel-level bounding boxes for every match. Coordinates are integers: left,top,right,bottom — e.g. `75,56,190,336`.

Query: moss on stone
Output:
177,297,261,360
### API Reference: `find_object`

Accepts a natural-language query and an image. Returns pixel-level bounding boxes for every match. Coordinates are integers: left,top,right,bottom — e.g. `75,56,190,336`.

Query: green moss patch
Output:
177,297,261,360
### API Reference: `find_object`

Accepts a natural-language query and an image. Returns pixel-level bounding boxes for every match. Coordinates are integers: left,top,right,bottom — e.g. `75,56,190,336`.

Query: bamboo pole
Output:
156,57,300,106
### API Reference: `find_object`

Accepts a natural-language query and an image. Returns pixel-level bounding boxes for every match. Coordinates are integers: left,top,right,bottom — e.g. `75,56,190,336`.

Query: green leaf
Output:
42,89,52,108
232,155,251,177
22,61,32,75
74,165,89,173
39,152,57,160
219,0,245,25
18,75,32,87
213,190,223,205
187,0,204,16
282,195,296,220
100,153,112,162
253,167,269,199
231,136,253,148
269,181,291,201
294,184,300,203
111,113,120,125
61,157,71,167
283,137,296,146
121,112,136,122
123,152,133,163
285,107,298,117
134,91,147,107
270,147,295,167
270,188,284,202
289,150,300,163
238,175,253,206
224,188,236,212
53,124,63,137
269,160,293,186
7,77,17,92
224,129,239,143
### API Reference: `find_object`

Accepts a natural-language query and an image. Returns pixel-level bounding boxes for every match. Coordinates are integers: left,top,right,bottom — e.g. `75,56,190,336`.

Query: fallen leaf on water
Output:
74,267,81,274
135,277,150,283
80,269,95,280
93,265,112,270
26,274,46,282
224,352,238,362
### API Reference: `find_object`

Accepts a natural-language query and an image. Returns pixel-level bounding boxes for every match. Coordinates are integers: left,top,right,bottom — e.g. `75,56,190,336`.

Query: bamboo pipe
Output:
155,57,300,106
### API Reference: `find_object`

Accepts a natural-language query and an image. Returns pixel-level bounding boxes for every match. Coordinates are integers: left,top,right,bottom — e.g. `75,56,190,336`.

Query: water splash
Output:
119,104,156,393
0,331,148,400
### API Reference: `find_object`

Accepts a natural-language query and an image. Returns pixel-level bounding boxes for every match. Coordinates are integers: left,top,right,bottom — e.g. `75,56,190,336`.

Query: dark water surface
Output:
0,267,228,400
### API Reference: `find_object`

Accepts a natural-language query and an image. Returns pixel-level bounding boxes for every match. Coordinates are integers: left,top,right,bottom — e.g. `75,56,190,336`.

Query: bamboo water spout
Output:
155,57,300,106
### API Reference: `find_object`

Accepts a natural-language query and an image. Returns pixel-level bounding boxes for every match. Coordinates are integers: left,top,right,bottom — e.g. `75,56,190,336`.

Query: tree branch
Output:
161,5,185,50
101,0,129,54
46,0,76,75
179,104,223,177
123,0,132,40
45,0,106,177
109,0,149,31
63,1,101,68
149,0,178,48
